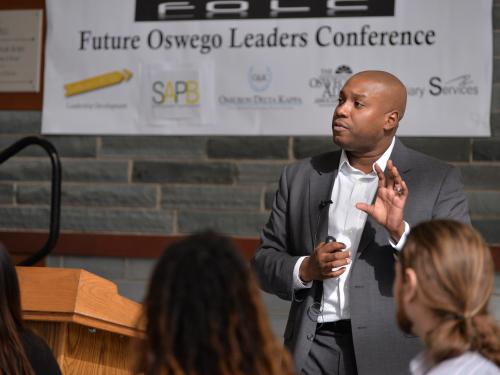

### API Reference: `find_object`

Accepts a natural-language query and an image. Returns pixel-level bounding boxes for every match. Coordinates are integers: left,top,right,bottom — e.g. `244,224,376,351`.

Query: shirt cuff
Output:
389,221,410,252
293,256,313,289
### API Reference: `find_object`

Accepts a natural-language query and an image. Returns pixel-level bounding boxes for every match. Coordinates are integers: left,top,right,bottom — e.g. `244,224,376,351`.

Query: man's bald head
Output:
332,70,408,157
346,70,407,122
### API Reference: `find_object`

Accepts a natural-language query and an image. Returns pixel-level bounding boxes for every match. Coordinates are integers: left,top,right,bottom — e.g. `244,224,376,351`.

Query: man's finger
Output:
375,164,386,189
356,202,374,216
322,250,351,262
318,242,346,254
324,267,347,279
386,161,396,189
329,258,351,269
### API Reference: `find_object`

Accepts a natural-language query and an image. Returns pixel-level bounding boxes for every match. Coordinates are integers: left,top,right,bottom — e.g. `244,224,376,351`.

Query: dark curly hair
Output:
134,231,295,375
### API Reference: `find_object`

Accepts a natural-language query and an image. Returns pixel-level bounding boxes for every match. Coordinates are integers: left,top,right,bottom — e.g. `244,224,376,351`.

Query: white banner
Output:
42,0,492,136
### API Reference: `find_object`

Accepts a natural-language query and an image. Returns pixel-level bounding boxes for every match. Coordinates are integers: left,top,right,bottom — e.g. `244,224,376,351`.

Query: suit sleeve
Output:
251,165,302,301
431,166,470,224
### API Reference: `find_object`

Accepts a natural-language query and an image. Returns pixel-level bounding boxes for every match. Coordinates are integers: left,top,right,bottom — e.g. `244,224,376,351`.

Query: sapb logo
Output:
152,80,200,105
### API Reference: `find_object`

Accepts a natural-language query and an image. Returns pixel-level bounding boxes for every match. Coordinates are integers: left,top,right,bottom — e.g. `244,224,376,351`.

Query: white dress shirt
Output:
292,137,409,322
410,351,500,375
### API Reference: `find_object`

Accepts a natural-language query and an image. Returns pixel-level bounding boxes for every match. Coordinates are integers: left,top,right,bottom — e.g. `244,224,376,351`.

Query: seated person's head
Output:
135,231,295,375
394,220,500,366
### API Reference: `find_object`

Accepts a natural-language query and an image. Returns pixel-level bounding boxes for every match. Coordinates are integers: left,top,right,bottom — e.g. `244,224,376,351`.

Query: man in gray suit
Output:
251,71,470,375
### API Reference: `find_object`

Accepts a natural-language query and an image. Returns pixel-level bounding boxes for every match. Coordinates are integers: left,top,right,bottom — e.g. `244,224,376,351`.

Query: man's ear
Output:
384,110,399,131
402,268,418,303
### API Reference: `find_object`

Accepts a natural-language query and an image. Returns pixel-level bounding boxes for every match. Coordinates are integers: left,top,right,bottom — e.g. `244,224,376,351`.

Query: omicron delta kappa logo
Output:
309,65,352,107
248,66,272,92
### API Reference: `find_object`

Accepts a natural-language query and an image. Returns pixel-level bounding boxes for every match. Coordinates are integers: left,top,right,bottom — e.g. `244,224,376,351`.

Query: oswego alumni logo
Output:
309,65,352,107
135,0,395,21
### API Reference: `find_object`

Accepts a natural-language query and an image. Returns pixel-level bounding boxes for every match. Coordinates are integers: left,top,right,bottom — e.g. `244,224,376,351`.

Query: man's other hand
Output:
299,241,351,282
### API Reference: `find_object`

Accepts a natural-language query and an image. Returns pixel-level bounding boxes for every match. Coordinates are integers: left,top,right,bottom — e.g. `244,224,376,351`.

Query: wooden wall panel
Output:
1,231,499,271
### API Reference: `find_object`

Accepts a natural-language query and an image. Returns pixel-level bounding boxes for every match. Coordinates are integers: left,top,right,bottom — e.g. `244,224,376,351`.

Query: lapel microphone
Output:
319,199,333,209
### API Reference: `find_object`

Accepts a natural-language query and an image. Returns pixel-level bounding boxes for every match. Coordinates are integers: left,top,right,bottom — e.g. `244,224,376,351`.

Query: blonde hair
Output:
400,220,500,365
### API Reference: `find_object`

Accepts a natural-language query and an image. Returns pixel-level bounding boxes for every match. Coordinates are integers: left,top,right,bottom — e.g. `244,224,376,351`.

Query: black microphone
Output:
319,199,333,209
325,235,336,243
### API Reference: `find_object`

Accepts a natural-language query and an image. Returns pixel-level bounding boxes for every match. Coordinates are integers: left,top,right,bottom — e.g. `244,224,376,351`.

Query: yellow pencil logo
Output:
64,69,133,97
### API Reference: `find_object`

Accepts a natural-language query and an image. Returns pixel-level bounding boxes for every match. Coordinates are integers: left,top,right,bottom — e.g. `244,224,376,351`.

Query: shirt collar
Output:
339,137,396,174
409,351,432,375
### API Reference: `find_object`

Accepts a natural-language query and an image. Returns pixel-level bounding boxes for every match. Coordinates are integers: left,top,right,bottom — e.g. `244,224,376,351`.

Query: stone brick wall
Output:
0,5,499,307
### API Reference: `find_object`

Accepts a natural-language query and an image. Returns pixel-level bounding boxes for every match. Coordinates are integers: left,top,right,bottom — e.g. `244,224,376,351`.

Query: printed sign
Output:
42,0,492,136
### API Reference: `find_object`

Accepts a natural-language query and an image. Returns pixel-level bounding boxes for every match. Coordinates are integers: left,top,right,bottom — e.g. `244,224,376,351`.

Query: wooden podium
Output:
16,267,143,375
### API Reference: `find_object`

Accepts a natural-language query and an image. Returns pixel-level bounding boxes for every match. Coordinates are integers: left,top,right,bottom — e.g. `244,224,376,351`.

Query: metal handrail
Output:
0,136,62,266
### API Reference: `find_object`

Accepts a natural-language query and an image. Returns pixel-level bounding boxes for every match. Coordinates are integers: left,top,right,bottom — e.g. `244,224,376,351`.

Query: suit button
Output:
307,333,314,341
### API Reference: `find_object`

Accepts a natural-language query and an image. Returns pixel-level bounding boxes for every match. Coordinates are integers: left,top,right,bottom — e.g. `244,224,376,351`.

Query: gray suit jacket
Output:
251,138,470,375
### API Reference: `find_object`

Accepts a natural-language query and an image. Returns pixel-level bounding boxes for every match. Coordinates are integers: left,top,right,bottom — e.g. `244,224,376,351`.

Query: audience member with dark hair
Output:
0,244,62,375
135,231,296,375
394,220,500,374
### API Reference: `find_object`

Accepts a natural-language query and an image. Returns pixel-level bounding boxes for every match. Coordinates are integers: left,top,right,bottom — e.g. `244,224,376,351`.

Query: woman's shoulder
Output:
429,352,499,375
19,329,62,375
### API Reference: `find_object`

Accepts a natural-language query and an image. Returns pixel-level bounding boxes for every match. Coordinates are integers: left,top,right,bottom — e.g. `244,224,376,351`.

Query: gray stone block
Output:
467,191,500,216
495,58,500,84
493,83,500,113
492,113,500,137
178,210,268,236
237,163,287,184
60,208,173,233
0,206,173,233
260,291,291,314
400,138,470,162
496,31,500,58
100,136,207,159
473,139,500,161
0,111,41,134
18,184,157,208
260,291,290,338
0,184,14,204
0,135,96,158
46,255,63,268
268,314,288,338
0,159,51,181
133,161,236,184
0,159,129,183
293,137,339,159
460,165,500,189
162,185,260,209
125,258,157,280
495,6,500,30
62,256,125,280
207,137,289,160
63,160,129,182
472,219,500,244
0,206,50,229
115,280,147,303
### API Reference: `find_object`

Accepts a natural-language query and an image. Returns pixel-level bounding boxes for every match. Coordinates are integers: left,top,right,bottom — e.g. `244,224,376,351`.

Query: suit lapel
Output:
308,152,340,250
357,138,413,255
